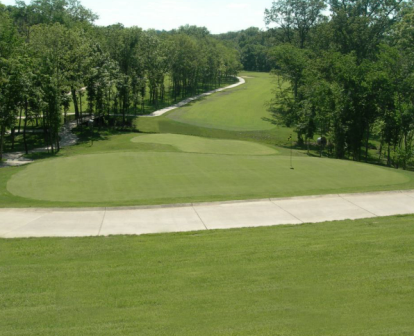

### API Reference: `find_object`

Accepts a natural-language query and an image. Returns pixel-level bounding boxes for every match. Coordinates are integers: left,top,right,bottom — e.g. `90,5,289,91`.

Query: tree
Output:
329,0,404,62
0,8,21,160
265,0,326,48
29,23,68,153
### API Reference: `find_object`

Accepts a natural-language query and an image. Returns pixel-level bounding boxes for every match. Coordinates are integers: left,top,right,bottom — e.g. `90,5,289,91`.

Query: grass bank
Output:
1,215,413,335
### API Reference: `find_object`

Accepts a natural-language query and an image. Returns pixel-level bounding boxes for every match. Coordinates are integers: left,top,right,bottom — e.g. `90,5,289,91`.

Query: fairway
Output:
7,145,410,204
166,72,277,131
1,215,414,335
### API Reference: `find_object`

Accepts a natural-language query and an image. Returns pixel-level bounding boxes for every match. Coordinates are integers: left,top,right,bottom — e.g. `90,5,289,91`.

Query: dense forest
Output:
0,0,241,158
216,27,276,72
264,0,414,169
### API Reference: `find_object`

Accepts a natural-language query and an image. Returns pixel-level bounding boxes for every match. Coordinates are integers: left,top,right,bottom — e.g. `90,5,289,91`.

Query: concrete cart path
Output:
1,117,87,168
1,190,414,239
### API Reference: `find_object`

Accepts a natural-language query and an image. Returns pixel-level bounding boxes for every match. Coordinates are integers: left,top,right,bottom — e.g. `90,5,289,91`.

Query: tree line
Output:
216,27,276,72
0,0,241,160
265,0,414,169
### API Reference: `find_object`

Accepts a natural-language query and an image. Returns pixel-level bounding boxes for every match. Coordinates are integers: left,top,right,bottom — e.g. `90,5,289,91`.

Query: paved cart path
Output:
2,117,85,168
142,77,246,117
1,190,413,238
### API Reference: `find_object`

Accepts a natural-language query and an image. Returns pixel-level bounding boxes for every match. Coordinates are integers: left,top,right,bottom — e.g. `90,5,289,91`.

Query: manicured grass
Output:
135,72,294,147
165,72,277,131
1,215,414,335
4,133,414,206
131,134,279,155
136,113,294,147
2,71,414,208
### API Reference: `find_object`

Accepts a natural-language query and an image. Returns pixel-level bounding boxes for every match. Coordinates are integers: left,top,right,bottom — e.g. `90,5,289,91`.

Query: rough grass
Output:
1,215,414,335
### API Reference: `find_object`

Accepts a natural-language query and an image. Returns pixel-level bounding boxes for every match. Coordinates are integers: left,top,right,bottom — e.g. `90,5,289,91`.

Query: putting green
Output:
166,72,277,131
131,134,278,155
7,152,410,204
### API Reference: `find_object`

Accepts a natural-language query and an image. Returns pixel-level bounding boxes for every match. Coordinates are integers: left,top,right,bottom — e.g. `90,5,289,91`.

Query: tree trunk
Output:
23,99,29,154
0,124,5,161
71,87,80,124
11,127,15,151
378,142,383,164
43,112,49,153
18,107,23,133
387,145,391,167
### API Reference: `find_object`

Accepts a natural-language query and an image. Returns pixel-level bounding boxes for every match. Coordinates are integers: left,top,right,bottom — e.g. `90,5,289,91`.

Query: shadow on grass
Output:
25,151,57,161
74,126,142,145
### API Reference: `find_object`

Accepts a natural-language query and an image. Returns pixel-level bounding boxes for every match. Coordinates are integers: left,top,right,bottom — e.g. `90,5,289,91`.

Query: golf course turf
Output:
165,72,276,131
130,134,279,155
3,133,414,206
2,72,414,208
1,215,414,335
2,70,414,336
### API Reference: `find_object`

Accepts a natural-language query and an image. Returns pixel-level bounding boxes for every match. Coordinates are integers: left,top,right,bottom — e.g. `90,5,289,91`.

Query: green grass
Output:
2,72,414,208
136,110,294,147
166,72,277,131
130,134,279,155
3,133,414,207
1,215,414,335
135,72,294,147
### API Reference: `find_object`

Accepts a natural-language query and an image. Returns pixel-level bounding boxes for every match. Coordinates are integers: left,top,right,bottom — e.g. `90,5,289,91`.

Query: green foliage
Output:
217,27,275,71
267,0,414,167
265,0,327,48
1,0,242,155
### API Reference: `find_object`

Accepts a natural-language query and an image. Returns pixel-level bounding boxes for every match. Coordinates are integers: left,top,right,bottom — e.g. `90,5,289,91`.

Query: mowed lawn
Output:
3,134,414,207
135,71,294,147
1,215,414,335
165,72,278,131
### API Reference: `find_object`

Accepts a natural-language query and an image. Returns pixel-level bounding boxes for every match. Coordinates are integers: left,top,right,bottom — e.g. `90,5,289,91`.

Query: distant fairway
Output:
166,72,277,131
6,134,411,206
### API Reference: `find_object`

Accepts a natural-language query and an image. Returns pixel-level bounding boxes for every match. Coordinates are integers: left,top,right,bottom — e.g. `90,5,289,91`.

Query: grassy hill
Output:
1,215,414,335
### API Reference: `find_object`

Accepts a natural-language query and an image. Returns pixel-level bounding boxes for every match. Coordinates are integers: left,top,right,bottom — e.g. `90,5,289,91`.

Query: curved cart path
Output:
1,190,413,238
1,118,83,168
143,76,246,117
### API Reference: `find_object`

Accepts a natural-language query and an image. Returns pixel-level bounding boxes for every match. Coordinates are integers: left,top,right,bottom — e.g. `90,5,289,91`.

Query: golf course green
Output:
5,133,412,205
